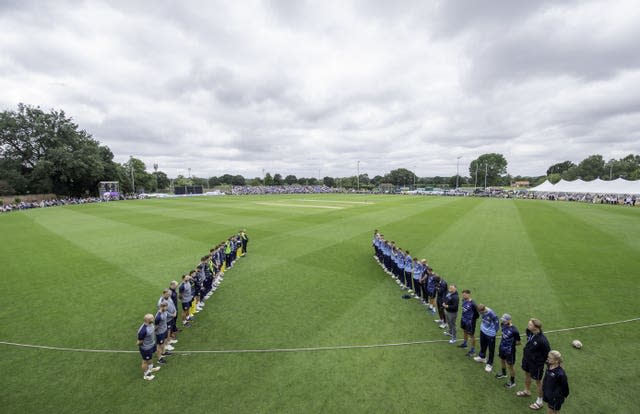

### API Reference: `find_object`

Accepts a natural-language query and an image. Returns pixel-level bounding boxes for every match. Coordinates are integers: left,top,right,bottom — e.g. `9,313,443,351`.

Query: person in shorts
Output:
458,289,480,356
154,301,170,364
543,350,570,413
137,313,160,380
496,313,521,388
516,318,551,410
178,274,194,326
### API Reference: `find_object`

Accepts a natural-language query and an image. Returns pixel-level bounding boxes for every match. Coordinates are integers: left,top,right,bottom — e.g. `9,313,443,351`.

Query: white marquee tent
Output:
529,178,640,195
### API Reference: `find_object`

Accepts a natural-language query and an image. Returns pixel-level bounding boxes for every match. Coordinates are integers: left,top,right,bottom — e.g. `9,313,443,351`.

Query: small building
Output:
514,181,530,188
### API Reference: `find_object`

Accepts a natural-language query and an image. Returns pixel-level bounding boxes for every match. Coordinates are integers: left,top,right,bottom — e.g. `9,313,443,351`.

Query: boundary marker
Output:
1,317,638,355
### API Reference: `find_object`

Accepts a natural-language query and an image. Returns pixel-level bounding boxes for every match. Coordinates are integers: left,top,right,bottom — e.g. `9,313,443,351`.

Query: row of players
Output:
136,230,249,381
372,231,570,413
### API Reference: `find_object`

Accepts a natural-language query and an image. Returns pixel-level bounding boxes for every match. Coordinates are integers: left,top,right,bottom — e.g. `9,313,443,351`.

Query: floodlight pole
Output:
130,156,135,193
474,164,479,189
456,156,462,189
413,165,416,189
484,163,488,189
357,160,360,191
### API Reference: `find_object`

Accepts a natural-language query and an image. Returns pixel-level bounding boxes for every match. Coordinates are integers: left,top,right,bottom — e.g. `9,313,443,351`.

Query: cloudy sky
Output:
1,0,639,179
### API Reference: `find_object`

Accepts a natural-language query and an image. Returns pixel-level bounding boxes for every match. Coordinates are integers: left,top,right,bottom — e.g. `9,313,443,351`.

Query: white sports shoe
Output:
165,345,174,351
149,366,161,372
473,356,486,363
485,364,493,372
169,339,178,344
143,374,155,381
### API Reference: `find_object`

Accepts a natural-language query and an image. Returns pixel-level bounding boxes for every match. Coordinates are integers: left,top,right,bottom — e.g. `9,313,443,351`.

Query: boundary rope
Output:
1,316,638,355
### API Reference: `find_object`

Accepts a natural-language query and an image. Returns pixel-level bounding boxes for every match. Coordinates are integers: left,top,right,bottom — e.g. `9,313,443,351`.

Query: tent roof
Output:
529,178,640,195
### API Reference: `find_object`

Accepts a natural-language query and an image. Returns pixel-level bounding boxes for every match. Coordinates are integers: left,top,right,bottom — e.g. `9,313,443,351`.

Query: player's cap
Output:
500,313,512,322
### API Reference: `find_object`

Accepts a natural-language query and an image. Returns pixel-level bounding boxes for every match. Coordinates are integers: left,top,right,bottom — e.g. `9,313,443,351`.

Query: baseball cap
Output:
500,313,512,322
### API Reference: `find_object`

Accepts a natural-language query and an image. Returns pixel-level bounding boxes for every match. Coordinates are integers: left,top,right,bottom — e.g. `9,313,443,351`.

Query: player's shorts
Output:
139,345,157,361
182,300,192,311
461,320,476,335
543,396,565,411
168,318,177,332
521,359,545,380
156,331,167,345
499,348,516,365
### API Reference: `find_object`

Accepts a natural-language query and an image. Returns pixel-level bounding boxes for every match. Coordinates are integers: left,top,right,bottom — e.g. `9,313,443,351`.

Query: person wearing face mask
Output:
516,318,551,410
542,350,570,413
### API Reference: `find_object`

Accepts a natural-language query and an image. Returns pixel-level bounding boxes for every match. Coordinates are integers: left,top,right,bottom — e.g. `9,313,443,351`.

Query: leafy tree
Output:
231,175,245,186
264,172,273,186
323,176,335,187
577,154,605,181
547,173,562,184
173,175,191,186
284,175,297,185
152,171,170,190
370,175,384,186
385,168,416,186
208,176,221,187
219,174,234,185
562,166,580,181
123,157,153,192
273,173,283,185
469,153,508,187
191,176,208,187
0,103,118,196
449,175,468,188
546,161,576,175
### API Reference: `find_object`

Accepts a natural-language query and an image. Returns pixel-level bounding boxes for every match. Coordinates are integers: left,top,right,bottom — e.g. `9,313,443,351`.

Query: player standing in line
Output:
474,304,499,373
442,283,459,343
403,250,413,292
543,350,570,413
240,229,249,255
425,268,437,314
411,258,423,300
137,313,161,381
154,301,170,364
458,289,480,356
434,275,448,328
158,289,178,347
168,281,180,339
516,318,551,410
495,313,521,388
178,274,194,326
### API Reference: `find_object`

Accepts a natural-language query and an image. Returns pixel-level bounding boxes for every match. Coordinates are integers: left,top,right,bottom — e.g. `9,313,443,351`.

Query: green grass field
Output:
1,195,639,413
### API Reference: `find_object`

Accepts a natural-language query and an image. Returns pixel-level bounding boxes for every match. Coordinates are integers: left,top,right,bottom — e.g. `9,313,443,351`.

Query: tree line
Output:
1,104,638,196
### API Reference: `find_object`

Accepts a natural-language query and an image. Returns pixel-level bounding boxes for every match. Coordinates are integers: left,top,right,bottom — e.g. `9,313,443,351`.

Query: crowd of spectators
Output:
514,191,637,205
231,184,342,195
0,194,146,214
3,186,636,214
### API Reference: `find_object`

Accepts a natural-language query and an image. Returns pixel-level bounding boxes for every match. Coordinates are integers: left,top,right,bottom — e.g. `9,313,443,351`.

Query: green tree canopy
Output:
577,154,605,181
546,161,576,175
0,103,118,196
384,168,416,186
469,153,508,187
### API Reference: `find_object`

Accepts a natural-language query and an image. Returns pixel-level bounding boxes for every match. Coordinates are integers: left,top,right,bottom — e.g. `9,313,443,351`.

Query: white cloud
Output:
1,0,638,179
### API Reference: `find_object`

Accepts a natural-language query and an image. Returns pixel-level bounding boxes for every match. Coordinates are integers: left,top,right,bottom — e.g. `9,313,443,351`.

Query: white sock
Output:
536,397,543,405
